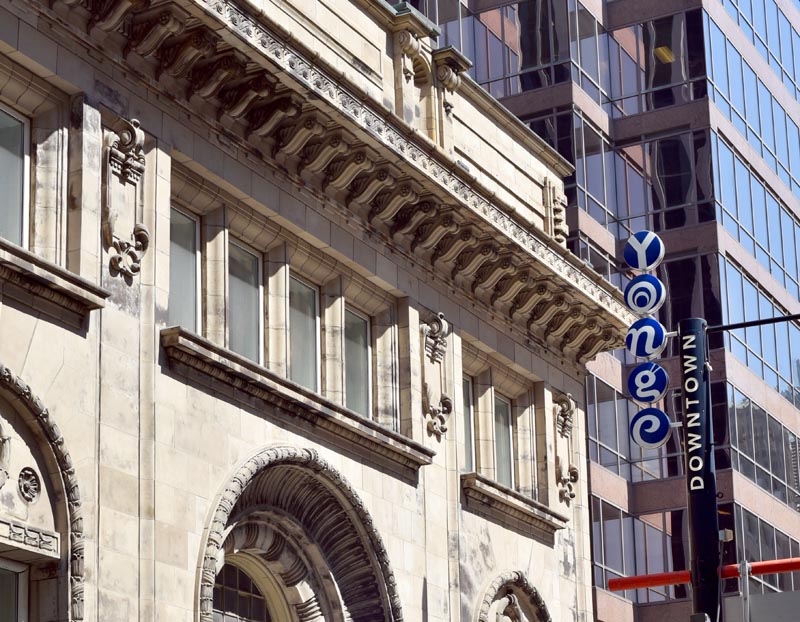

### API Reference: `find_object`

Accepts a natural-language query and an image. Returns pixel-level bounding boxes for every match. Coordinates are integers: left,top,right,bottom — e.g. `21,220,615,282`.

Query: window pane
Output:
345,309,370,417
463,377,475,471
169,209,198,331
0,568,16,622
289,277,318,391
0,108,24,246
494,396,513,488
228,243,260,362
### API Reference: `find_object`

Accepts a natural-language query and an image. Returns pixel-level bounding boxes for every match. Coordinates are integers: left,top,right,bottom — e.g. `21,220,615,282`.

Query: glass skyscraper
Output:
411,0,800,619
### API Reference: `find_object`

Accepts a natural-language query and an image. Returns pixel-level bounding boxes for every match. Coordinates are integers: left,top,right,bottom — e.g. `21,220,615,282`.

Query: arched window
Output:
213,564,271,622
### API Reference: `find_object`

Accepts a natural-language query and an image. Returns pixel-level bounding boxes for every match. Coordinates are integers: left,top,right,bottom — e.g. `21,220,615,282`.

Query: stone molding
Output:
0,238,109,326
477,571,552,622
160,327,434,471
0,363,84,620
190,0,632,332
0,517,60,560
461,472,567,541
199,445,404,621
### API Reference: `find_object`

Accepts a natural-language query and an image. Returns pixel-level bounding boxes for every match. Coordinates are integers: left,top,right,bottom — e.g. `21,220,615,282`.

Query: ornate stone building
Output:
0,0,631,620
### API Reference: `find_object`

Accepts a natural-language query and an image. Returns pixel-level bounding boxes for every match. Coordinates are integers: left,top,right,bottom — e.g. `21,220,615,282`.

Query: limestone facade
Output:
0,0,632,620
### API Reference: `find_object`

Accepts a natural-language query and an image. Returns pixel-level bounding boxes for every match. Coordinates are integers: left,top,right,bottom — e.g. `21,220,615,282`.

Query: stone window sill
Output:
0,239,109,327
161,327,434,473
461,472,568,542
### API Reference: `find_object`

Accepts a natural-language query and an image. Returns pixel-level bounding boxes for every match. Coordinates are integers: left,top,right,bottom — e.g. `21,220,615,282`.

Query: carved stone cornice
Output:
461,472,567,542
0,238,110,325
187,0,632,344
43,0,631,360
160,327,434,472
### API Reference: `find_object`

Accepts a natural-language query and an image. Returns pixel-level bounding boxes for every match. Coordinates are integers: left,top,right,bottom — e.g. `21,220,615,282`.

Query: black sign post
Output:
677,318,720,622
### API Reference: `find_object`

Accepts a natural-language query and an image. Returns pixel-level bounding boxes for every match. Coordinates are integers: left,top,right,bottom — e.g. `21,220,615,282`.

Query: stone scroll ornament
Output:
103,117,150,278
421,313,453,440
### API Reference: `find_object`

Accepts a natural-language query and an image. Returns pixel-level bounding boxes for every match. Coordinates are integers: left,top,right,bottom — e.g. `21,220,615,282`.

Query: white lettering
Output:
682,334,696,351
689,455,704,471
690,476,704,490
627,232,659,269
684,377,699,393
627,325,660,356
687,432,702,454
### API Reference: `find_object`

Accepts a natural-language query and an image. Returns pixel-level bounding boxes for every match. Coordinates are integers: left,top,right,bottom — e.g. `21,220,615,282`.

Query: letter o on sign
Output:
624,274,666,315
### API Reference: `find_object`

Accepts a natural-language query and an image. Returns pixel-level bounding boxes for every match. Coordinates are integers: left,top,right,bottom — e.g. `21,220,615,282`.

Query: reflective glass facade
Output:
413,0,800,615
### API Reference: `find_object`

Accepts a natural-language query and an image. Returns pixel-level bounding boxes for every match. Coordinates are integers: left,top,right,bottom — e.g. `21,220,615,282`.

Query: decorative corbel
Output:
124,8,186,59
556,456,579,506
553,392,576,439
432,47,472,115
422,312,450,364
543,178,569,246
89,0,150,33
424,383,453,441
397,30,423,84
103,117,150,278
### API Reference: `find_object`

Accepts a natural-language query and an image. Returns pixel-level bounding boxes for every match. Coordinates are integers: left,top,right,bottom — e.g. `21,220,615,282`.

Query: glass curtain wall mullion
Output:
0,102,29,248
169,207,201,333
344,307,371,418
228,241,263,364
288,275,320,392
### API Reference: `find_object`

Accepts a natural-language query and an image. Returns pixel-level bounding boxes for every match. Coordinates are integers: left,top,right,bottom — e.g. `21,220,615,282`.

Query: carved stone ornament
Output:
199,446,403,622
553,393,575,439
556,457,579,506
106,117,146,183
18,467,40,502
423,383,452,440
478,571,552,622
0,425,8,491
103,117,151,278
0,363,84,620
108,223,150,277
422,312,450,364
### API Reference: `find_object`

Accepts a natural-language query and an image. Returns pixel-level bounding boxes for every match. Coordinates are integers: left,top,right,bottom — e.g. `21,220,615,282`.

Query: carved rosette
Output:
103,118,151,279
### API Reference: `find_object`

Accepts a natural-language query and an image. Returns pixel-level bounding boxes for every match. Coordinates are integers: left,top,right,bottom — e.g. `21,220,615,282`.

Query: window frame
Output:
168,206,202,333
288,273,321,392
0,557,29,622
493,391,515,489
462,375,476,472
228,238,264,365
343,305,373,418
0,101,30,249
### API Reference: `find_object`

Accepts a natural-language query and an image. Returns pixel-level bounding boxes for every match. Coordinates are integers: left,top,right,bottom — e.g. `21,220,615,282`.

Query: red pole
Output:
607,558,800,592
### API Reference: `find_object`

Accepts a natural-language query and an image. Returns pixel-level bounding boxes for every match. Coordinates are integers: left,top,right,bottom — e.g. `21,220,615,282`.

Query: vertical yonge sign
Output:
622,231,672,450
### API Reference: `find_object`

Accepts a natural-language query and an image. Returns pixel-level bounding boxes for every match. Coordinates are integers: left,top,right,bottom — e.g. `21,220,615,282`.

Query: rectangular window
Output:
0,567,16,621
228,241,262,363
169,208,200,332
463,376,475,472
289,276,319,391
344,308,370,417
494,394,514,488
0,105,28,247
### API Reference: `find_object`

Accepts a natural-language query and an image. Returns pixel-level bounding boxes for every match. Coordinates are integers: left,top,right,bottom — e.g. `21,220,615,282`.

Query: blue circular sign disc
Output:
628,362,669,403
625,317,668,360
629,408,672,449
624,274,666,315
623,231,665,271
